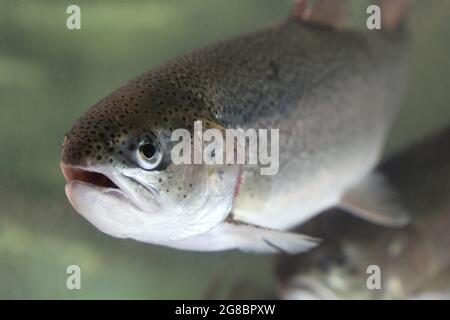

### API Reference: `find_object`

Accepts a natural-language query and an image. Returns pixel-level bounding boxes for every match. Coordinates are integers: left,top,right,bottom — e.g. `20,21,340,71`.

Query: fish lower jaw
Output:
61,162,159,213
64,178,235,246
65,180,138,214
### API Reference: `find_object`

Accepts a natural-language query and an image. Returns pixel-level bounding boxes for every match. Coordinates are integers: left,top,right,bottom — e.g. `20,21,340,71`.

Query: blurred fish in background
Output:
276,128,450,299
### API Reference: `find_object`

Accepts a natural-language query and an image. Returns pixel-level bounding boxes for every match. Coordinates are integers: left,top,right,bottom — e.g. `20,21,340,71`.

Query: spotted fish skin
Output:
64,20,405,161
61,16,408,252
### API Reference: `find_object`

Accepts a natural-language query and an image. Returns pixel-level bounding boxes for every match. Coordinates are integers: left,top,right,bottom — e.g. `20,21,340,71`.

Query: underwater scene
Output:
1,0,450,300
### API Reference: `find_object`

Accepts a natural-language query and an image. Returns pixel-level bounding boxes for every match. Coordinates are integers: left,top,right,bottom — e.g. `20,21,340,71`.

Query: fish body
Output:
61,1,410,253
222,22,407,229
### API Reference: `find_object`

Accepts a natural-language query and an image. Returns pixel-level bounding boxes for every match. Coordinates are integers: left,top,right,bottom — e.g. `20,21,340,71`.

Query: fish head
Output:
60,79,240,248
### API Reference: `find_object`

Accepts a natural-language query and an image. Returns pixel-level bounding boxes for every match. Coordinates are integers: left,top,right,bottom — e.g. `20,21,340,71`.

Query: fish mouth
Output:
60,162,159,213
60,163,119,190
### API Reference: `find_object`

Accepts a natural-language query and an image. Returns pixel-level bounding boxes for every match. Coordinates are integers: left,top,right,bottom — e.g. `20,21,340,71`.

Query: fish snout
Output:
60,133,92,167
60,134,119,189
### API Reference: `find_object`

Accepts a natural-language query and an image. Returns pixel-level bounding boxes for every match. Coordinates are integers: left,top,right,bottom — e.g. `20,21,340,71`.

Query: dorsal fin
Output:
378,0,412,31
289,0,309,21
289,0,347,30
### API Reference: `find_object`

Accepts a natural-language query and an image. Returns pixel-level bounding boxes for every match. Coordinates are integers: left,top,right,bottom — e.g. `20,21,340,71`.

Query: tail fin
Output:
378,0,413,31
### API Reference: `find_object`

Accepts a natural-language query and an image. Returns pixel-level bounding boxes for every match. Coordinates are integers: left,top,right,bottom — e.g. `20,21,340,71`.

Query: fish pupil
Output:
141,143,157,159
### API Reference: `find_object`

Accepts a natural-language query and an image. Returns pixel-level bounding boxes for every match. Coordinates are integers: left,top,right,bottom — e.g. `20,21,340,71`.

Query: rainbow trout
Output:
60,0,411,253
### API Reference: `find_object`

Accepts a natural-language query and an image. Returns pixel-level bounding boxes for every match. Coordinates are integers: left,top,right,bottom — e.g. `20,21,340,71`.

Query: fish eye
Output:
141,143,156,159
136,140,163,170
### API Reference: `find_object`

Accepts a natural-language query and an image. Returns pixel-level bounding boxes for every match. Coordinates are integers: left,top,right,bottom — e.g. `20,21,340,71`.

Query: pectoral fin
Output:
163,220,319,254
219,220,320,254
339,173,410,227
